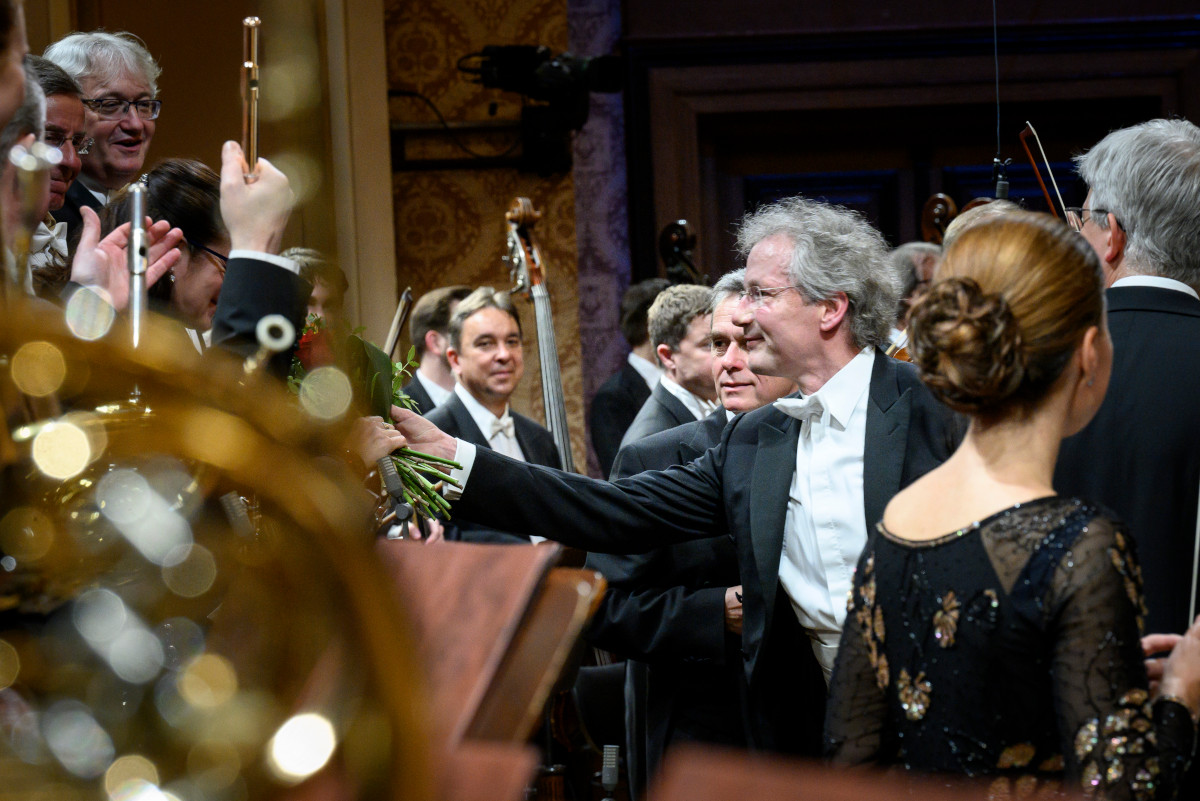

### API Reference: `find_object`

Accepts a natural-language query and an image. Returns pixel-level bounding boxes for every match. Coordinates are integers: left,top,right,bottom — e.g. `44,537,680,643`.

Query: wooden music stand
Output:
649,745,1075,801
375,539,607,801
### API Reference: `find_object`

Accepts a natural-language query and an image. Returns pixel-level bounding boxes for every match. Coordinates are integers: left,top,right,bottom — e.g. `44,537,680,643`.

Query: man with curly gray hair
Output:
44,31,161,238
1057,119,1200,639
392,195,963,756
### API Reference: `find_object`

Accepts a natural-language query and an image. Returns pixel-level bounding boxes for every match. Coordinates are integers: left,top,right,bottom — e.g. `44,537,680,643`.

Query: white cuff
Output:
443,439,477,501
228,250,300,275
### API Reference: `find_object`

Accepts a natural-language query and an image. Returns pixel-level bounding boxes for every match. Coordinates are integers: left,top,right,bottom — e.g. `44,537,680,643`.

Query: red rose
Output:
297,327,335,370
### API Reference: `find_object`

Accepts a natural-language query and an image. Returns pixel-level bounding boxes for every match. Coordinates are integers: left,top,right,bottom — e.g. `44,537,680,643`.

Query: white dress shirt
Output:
659,375,720,421
1112,275,1199,300
28,218,68,280
774,347,875,684
415,369,453,408
454,383,525,462
627,351,663,391
453,384,544,542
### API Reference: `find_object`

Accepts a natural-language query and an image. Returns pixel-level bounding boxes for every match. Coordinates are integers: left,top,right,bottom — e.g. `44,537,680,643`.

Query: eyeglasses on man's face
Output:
81,97,162,121
1064,206,1110,233
738,285,802,307
43,130,94,156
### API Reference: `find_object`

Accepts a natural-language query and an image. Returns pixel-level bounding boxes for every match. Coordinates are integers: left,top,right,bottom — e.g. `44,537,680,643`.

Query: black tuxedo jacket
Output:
1056,286,1200,633
52,180,104,249
590,361,653,477
401,376,437,415
619,381,696,450
210,257,311,378
587,407,743,779
452,351,963,753
428,391,561,544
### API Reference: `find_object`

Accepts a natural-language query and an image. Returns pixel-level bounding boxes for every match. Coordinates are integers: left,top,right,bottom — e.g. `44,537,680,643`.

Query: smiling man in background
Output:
44,30,160,239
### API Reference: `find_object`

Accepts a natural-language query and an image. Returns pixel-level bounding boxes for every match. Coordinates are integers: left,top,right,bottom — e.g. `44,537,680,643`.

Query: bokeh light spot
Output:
32,421,91,480
104,754,159,798
271,151,322,205
161,545,217,598
43,700,115,778
108,628,166,685
0,639,20,690
177,654,238,709
11,341,66,397
0,506,56,563
96,470,192,565
299,366,353,420
73,589,128,645
64,286,117,341
266,712,337,783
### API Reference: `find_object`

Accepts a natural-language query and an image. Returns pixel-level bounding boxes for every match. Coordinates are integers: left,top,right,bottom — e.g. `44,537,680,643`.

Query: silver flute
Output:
127,184,148,349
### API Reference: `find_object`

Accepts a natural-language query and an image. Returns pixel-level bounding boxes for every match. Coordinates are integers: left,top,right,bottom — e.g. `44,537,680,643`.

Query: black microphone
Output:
377,456,405,502
377,457,414,539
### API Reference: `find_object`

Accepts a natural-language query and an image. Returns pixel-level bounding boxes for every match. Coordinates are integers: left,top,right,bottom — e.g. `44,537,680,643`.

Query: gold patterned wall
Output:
385,0,587,471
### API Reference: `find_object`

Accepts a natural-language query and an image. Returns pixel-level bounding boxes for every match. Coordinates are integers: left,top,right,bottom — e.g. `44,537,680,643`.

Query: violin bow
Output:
1019,122,1068,220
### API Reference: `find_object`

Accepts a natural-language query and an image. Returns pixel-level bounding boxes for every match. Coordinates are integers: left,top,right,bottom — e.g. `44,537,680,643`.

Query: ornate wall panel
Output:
386,0,589,471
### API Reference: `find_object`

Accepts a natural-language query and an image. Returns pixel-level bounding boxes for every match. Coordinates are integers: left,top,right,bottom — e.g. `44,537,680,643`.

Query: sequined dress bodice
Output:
825,497,1197,799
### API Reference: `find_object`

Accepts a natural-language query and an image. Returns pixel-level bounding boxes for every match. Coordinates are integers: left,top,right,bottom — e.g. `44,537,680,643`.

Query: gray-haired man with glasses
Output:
1057,120,1200,647
44,31,161,240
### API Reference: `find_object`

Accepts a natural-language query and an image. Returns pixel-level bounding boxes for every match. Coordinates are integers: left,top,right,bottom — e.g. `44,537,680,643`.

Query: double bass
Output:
504,197,575,472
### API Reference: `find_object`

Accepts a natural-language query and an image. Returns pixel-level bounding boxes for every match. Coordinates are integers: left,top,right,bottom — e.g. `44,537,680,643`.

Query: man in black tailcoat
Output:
587,268,796,787
1056,119,1200,637
396,197,963,753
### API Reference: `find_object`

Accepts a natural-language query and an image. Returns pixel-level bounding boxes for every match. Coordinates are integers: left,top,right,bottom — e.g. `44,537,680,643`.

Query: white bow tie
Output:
774,395,825,435
490,415,515,440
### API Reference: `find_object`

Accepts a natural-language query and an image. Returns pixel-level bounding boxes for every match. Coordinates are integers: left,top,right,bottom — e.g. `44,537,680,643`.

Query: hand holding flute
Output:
219,141,294,255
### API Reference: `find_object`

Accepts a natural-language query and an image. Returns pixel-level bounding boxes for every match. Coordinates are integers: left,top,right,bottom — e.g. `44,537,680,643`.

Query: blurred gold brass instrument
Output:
0,300,436,799
241,16,262,180
4,142,61,298
126,183,148,349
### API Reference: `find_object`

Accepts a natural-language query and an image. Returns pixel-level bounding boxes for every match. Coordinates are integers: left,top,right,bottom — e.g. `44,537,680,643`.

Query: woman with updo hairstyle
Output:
826,212,1200,798
103,158,227,343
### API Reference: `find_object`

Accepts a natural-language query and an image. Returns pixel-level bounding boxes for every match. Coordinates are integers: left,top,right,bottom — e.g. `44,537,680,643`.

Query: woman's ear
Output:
1063,324,1111,436
1078,326,1100,388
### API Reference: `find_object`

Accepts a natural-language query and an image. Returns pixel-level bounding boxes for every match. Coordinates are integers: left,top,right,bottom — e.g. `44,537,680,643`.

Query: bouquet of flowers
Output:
290,315,460,518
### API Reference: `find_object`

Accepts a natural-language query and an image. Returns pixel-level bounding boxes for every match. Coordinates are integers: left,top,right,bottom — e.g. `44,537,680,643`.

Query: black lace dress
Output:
825,497,1197,799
